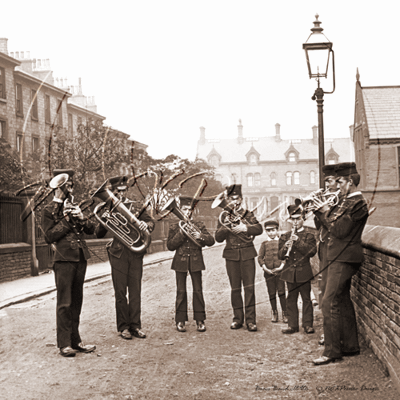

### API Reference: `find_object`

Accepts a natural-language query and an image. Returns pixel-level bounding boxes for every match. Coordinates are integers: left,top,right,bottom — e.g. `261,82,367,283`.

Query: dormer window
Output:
289,152,296,162
210,155,219,167
246,145,260,165
250,154,257,164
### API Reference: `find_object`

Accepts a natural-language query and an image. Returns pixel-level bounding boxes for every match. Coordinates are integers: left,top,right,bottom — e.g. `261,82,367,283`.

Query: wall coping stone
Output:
0,243,31,254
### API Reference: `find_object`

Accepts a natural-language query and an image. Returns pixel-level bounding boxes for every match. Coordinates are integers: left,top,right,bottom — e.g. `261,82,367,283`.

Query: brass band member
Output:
278,203,317,335
42,169,96,357
95,176,155,340
166,196,215,332
215,184,263,332
313,162,369,365
314,163,339,346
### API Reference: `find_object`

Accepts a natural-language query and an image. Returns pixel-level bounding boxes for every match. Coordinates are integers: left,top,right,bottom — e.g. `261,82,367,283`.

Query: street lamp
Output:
303,14,335,188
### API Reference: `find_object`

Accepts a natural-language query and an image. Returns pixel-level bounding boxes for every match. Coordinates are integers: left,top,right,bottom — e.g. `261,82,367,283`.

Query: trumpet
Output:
211,192,253,243
91,180,151,253
160,197,203,247
296,188,340,214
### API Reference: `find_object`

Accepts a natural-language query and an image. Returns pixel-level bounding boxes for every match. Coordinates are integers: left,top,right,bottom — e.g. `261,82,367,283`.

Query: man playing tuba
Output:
166,196,215,333
215,184,263,332
95,176,155,340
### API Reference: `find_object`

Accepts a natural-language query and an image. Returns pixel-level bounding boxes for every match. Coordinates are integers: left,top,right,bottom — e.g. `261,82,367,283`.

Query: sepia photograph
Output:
1,1,400,399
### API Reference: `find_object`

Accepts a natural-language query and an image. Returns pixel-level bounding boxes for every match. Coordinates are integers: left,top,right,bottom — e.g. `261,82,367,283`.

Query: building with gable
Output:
353,70,400,227
196,120,354,221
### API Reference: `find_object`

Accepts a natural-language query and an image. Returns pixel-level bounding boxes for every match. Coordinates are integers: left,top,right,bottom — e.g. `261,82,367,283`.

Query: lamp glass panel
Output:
306,47,330,77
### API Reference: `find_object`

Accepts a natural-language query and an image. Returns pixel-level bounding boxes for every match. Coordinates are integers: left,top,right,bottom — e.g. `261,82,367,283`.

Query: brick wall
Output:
0,243,32,282
352,225,400,392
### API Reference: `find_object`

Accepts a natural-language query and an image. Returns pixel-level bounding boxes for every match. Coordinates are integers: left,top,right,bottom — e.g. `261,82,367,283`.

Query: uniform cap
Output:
335,162,358,177
226,184,242,197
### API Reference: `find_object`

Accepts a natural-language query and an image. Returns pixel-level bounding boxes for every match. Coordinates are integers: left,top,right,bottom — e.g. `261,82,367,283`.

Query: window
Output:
57,98,63,127
254,173,261,186
31,89,38,120
327,157,337,164
0,67,5,99
32,136,39,153
286,172,292,185
231,173,237,184
310,170,316,184
249,154,257,164
16,83,23,117
16,133,23,156
77,116,82,126
0,120,5,138
270,172,277,186
247,173,254,187
288,152,296,162
68,113,73,134
210,155,219,167
45,95,51,123
294,171,300,185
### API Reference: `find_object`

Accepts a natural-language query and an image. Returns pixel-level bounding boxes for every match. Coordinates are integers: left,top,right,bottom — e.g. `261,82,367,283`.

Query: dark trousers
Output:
54,259,87,349
109,250,143,332
175,270,206,322
319,242,328,299
265,274,286,312
322,261,360,359
226,258,256,325
286,280,313,329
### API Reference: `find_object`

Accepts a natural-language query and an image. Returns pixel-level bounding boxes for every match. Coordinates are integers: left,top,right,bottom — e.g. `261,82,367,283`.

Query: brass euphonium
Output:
91,180,151,253
211,192,253,243
160,197,203,247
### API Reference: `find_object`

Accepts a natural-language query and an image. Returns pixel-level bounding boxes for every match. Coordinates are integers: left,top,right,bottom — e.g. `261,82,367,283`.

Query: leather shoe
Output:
318,334,325,345
131,328,146,339
72,342,96,353
313,356,340,365
304,326,315,334
247,323,257,332
230,322,243,330
120,329,132,340
271,311,278,323
176,322,186,332
282,312,288,324
342,350,360,357
196,321,206,332
281,327,299,334
59,346,78,357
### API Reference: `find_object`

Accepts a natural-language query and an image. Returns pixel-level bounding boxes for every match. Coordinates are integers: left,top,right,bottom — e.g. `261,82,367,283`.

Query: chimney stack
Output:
312,125,318,145
199,126,206,145
237,119,244,144
349,124,354,141
275,123,281,142
0,38,8,55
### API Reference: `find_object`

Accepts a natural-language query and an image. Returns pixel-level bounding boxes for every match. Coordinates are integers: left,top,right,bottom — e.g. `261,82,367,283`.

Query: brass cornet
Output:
296,188,340,214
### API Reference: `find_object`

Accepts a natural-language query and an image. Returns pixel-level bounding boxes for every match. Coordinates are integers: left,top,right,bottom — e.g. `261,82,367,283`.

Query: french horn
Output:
160,197,203,247
211,192,253,243
91,180,151,253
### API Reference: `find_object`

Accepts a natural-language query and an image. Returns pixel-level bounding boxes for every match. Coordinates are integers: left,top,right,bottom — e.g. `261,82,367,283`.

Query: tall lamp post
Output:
303,14,335,188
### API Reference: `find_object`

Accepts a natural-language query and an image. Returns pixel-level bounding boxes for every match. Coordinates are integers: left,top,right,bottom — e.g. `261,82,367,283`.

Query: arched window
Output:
310,170,316,184
286,172,292,185
294,171,300,185
231,173,237,184
270,172,277,186
247,173,254,187
254,173,261,186
288,152,296,162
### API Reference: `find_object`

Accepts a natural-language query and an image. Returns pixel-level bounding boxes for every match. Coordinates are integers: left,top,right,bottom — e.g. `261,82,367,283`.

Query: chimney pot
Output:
275,123,281,141
0,38,8,55
21,51,24,59
312,125,318,145
16,51,19,58
26,51,30,59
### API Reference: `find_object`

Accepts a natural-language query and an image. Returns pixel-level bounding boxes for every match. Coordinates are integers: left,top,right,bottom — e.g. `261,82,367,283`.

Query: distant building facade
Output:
353,70,400,227
196,120,354,222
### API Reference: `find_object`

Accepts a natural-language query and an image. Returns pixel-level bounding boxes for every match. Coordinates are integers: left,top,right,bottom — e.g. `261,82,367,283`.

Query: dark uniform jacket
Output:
257,239,280,271
278,229,317,283
167,220,215,272
215,210,263,261
42,201,94,262
95,205,155,259
314,192,368,263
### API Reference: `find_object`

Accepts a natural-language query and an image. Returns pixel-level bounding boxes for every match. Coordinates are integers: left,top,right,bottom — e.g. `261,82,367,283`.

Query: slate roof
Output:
197,136,353,164
362,86,400,140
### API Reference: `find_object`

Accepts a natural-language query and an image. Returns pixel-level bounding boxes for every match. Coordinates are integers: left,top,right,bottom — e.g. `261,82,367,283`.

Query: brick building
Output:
0,38,146,181
196,120,354,222
353,69,400,227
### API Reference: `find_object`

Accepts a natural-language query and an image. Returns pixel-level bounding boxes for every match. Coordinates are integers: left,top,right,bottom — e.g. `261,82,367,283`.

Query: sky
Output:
2,1,400,160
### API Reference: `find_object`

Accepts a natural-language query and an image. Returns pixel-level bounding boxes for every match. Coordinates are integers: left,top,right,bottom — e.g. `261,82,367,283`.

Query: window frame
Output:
31,89,38,120
247,173,254,187
310,170,316,185
16,83,23,117
270,172,277,187
0,119,6,139
16,132,24,157
254,172,261,187
45,94,51,124
293,171,300,185
32,136,39,153
286,171,292,186
57,98,63,127
0,67,5,99
288,152,296,162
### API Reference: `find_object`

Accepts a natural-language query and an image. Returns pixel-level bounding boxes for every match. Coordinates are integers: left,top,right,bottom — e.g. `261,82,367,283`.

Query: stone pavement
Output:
0,249,175,310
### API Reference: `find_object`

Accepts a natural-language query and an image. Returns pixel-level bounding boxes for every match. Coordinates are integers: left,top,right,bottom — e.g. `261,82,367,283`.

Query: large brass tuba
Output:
211,192,253,243
160,197,203,247
91,180,151,253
